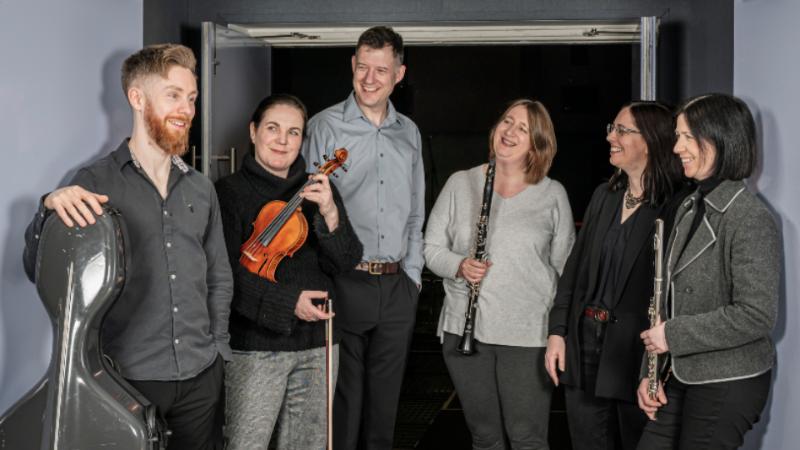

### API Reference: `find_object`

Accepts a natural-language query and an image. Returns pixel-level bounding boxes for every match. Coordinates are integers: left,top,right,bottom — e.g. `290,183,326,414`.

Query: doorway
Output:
201,19,657,449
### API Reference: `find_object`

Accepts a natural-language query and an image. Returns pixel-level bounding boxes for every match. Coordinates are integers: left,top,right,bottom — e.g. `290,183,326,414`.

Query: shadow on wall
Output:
742,108,785,450
0,49,134,414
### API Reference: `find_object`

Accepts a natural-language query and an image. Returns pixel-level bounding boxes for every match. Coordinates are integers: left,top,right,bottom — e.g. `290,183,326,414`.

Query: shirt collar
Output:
112,138,190,174
343,91,401,128
703,179,747,213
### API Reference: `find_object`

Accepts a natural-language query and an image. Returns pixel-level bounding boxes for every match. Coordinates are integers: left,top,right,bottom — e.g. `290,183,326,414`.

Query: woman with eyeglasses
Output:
546,101,685,450
636,94,778,449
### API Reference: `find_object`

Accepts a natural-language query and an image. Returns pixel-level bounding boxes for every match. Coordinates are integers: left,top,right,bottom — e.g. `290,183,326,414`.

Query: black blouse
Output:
588,203,641,309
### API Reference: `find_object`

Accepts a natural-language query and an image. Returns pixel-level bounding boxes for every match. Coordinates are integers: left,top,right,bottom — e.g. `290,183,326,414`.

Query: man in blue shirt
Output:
303,26,425,450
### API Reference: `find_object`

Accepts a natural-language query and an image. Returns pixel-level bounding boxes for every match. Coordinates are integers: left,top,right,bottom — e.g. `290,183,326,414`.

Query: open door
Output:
200,22,272,181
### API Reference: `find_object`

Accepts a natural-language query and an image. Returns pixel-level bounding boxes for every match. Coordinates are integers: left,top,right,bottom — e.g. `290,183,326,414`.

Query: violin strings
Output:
244,178,315,254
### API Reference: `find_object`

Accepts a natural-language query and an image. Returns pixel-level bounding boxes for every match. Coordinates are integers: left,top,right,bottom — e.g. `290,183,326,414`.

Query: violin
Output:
239,148,348,282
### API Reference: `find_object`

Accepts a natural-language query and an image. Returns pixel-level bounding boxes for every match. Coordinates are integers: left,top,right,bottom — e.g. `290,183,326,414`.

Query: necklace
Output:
624,188,644,209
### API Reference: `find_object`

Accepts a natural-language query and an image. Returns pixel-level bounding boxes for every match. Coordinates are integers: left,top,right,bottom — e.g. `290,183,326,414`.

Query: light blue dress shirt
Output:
302,93,425,285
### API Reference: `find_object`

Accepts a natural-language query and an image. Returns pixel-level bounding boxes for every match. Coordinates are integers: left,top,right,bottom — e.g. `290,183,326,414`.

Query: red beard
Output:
144,102,191,157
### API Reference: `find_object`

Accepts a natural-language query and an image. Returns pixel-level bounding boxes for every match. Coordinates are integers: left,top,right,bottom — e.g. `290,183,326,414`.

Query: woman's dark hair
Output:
250,93,308,133
608,100,684,207
676,93,757,180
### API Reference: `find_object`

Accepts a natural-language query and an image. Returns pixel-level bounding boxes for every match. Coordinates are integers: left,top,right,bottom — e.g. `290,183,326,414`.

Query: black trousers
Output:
565,317,647,450
332,270,419,450
565,386,646,450
636,371,771,450
127,355,225,450
443,334,552,450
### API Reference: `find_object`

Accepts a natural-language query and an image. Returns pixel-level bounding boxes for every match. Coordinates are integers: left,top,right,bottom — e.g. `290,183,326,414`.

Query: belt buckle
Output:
368,261,383,275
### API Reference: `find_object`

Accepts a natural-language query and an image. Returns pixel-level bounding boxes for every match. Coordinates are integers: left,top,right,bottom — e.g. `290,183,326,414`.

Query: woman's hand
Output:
641,321,669,354
544,335,566,386
637,377,667,420
300,174,339,231
294,290,334,322
457,258,492,283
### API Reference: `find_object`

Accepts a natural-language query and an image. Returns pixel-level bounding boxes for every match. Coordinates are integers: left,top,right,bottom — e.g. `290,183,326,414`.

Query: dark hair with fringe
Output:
356,26,404,64
249,93,308,133
608,101,685,207
488,99,557,185
675,93,757,180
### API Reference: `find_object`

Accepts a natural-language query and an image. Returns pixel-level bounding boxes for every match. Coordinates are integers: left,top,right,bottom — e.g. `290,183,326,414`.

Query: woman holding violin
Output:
215,93,362,450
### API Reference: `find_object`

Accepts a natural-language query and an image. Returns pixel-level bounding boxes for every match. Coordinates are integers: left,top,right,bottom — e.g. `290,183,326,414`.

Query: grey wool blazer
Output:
663,180,780,384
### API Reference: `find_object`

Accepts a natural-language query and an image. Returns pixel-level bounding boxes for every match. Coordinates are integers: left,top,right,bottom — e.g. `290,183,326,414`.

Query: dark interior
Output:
272,44,634,449
273,44,634,221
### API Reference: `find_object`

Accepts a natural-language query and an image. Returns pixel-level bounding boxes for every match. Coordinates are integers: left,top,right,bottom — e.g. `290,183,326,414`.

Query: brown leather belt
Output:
583,305,611,323
354,261,400,275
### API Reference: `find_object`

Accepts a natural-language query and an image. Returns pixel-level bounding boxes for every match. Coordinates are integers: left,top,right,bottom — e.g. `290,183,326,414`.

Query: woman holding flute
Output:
637,93,779,449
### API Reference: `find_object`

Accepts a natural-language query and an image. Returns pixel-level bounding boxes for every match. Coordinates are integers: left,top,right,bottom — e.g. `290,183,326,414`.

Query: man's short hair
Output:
356,26,404,64
121,44,197,94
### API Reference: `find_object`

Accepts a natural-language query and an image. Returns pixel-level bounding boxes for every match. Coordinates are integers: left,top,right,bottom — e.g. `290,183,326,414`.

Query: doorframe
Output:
201,18,658,176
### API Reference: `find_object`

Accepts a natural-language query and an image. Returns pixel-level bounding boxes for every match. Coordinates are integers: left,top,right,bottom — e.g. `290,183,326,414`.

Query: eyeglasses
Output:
606,123,641,136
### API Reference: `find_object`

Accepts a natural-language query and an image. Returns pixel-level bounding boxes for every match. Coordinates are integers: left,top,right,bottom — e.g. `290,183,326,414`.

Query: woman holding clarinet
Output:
424,99,575,450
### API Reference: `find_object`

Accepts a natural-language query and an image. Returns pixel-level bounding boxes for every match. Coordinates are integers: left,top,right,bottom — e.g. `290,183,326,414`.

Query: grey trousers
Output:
443,333,552,450
225,345,339,450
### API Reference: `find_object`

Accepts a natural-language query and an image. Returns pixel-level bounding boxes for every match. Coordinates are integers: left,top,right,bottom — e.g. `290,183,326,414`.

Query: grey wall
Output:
0,0,143,414
143,0,733,103
735,1,800,448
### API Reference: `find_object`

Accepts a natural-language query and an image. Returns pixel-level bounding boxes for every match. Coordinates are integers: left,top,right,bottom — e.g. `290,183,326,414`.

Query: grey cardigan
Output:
424,165,575,347
663,180,779,384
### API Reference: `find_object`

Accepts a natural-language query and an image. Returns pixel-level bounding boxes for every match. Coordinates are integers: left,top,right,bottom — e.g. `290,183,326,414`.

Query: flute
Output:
647,219,665,400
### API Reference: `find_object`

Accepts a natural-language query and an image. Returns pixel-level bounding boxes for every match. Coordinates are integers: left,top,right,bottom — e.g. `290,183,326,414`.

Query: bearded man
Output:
22,44,232,450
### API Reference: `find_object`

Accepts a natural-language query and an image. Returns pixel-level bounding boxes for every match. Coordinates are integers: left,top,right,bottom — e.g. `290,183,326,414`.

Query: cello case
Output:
0,207,167,449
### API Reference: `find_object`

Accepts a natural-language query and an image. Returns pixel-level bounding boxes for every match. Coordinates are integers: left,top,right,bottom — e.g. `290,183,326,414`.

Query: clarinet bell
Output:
457,331,476,355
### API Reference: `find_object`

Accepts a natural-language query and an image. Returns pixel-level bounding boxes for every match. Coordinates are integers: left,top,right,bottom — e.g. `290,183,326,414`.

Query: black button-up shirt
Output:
23,140,233,381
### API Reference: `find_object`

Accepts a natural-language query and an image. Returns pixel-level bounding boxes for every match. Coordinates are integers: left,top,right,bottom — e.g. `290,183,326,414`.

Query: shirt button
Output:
166,242,172,248
381,234,385,239
380,208,384,212
170,274,177,280
34,234,39,240
163,210,169,216
380,180,384,185
174,338,180,345
380,153,384,157
173,306,179,313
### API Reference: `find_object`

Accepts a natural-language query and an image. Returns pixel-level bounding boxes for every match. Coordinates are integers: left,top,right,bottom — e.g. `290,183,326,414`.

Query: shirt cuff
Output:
216,341,233,362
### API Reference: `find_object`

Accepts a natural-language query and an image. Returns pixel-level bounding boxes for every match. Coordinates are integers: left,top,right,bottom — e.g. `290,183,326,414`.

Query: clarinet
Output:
647,218,665,399
457,159,497,356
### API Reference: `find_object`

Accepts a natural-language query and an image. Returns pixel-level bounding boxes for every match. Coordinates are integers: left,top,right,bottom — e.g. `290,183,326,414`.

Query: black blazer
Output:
548,184,660,402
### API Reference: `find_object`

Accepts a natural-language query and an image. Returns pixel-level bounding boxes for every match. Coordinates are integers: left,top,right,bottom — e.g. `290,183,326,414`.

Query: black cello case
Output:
0,207,167,449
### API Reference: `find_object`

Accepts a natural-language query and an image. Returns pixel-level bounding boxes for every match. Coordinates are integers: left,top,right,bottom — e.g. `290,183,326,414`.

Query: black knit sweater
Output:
215,152,362,352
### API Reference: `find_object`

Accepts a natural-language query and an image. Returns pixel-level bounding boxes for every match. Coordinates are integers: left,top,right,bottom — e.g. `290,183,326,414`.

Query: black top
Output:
588,204,641,309
215,152,362,352
23,140,234,381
